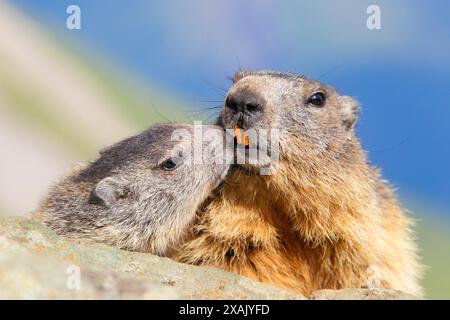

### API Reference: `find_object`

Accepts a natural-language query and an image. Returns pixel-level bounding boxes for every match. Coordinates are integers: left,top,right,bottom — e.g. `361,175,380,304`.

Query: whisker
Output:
202,112,220,124
317,65,342,81
231,42,242,73
200,78,227,97
184,99,224,103
188,105,223,112
149,102,173,124
186,109,221,120
180,110,194,123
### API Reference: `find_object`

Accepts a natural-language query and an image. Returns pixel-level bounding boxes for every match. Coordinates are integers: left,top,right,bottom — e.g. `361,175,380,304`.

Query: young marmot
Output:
173,71,423,297
34,124,229,255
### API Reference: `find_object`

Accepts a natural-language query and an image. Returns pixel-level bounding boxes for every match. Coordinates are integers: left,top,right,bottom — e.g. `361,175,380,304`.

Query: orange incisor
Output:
234,128,250,146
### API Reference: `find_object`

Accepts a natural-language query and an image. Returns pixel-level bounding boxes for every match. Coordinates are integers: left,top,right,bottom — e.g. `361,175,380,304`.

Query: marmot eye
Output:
161,157,179,171
308,92,326,107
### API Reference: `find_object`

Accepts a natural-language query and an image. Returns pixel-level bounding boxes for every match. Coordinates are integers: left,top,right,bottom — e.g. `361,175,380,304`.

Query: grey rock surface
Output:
0,217,302,299
0,217,418,300
309,288,419,300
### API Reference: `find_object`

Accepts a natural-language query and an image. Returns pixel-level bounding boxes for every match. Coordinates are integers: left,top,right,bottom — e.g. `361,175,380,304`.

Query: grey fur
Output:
34,123,228,255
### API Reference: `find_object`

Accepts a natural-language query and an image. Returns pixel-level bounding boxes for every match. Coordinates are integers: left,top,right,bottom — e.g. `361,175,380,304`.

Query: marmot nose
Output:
225,92,262,126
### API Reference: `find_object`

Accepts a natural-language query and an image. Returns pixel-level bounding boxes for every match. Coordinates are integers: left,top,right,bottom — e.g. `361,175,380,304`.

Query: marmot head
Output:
40,124,229,255
218,70,361,172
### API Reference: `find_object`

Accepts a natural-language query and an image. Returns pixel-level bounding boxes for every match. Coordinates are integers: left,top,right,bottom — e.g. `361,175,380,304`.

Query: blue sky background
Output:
11,0,450,215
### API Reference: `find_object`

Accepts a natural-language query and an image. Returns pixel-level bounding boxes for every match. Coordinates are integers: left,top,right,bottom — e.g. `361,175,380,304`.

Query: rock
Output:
0,217,418,300
0,217,303,299
0,245,178,299
309,288,419,300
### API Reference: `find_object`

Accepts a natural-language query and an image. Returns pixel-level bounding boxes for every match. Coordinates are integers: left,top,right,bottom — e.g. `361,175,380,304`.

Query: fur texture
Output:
34,124,228,255
172,71,423,297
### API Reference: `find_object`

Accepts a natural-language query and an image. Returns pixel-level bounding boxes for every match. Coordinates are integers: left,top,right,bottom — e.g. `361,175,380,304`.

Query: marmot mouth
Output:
233,135,260,163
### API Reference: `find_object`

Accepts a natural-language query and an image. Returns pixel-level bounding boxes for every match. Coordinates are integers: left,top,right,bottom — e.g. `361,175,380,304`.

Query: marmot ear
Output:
232,70,251,83
95,177,129,207
339,96,360,130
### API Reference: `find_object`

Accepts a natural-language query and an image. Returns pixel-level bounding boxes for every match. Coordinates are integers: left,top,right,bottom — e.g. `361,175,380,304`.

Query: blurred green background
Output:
0,1,449,299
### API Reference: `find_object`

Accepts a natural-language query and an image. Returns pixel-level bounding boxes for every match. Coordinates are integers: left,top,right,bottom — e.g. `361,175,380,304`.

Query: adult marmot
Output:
174,71,423,297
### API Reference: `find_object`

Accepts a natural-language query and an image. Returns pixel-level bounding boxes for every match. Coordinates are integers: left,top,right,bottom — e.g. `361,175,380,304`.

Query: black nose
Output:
224,92,263,130
225,93,261,114
223,87,266,129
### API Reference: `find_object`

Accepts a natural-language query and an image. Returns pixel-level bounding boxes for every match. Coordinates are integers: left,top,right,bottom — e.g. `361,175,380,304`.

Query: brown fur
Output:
172,71,423,297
